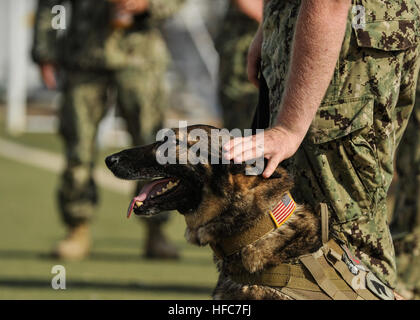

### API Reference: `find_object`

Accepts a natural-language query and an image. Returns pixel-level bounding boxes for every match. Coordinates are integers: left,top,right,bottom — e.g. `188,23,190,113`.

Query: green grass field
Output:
0,131,218,300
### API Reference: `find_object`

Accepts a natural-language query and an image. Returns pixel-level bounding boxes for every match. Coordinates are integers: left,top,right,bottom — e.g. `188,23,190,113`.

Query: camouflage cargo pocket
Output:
306,96,381,222
353,20,419,52
308,96,373,144
354,0,420,50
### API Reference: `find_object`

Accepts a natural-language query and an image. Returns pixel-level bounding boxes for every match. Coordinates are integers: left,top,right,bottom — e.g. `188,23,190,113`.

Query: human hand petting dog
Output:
223,126,304,179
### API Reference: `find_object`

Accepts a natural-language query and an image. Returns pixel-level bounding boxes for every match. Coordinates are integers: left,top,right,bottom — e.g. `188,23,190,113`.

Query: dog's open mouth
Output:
127,177,181,218
106,147,202,217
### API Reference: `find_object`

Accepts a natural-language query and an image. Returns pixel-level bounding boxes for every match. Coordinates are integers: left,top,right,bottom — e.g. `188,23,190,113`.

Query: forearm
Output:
233,0,263,22
274,0,351,137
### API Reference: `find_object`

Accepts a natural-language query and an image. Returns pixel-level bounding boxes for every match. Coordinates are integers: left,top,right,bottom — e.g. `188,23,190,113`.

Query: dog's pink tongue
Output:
137,178,172,201
126,178,172,219
126,198,138,219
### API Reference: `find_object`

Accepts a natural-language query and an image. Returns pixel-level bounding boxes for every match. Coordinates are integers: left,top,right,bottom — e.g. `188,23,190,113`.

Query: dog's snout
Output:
105,155,120,169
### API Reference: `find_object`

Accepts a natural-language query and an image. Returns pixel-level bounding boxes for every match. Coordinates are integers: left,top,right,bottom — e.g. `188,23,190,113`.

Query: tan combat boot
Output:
145,222,179,260
53,223,91,260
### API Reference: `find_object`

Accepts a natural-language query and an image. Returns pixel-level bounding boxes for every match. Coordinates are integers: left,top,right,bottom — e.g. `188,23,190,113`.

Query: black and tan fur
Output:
105,125,322,299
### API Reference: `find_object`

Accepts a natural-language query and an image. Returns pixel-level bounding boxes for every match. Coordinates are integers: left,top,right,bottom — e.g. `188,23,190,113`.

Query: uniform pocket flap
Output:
354,20,419,51
308,97,374,144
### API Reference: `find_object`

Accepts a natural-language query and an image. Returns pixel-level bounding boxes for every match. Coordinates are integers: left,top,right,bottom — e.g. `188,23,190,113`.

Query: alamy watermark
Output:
51,265,66,290
352,5,366,30
49,4,366,31
155,121,265,176
51,5,66,30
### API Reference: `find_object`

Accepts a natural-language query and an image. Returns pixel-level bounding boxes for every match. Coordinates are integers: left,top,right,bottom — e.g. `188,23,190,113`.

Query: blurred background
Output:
0,0,233,300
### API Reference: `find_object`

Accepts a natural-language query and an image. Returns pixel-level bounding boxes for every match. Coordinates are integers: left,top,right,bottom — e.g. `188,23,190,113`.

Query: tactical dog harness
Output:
210,195,399,300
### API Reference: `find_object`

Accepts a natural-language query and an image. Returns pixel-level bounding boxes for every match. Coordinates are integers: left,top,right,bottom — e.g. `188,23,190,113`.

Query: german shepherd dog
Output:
105,125,322,299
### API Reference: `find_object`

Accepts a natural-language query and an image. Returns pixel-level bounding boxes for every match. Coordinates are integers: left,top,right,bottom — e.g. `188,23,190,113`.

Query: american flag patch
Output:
269,192,296,228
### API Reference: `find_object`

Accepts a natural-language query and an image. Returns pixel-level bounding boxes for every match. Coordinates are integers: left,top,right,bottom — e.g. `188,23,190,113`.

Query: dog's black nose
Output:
105,155,120,169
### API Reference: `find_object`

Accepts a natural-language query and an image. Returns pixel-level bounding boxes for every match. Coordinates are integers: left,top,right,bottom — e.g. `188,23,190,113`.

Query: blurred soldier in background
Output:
32,0,185,260
391,75,420,299
215,0,262,130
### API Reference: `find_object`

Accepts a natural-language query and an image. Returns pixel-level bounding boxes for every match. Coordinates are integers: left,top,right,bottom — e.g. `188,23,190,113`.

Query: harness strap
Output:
322,241,379,300
230,263,350,293
300,254,352,300
229,237,394,300
231,264,319,291
320,203,329,245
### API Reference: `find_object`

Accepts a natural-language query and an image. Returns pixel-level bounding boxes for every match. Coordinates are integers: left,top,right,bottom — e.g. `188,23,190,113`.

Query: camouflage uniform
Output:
261,0,420,288
32,0,185,227
391,74,420,296
215,3,259,130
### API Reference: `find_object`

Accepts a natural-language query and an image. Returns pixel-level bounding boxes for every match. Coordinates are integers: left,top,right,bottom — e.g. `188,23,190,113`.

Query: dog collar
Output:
210,192,297,259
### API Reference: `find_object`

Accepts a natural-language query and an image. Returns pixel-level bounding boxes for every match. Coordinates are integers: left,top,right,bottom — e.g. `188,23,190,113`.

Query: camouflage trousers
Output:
57,68,169,227
262,0,420,288
391,75,420,295
216,6,259,130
